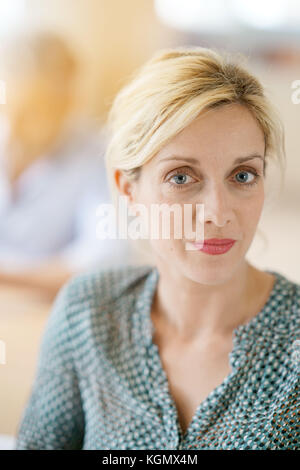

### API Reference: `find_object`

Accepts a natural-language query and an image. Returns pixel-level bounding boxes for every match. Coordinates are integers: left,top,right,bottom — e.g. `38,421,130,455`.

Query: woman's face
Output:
121,103,266,285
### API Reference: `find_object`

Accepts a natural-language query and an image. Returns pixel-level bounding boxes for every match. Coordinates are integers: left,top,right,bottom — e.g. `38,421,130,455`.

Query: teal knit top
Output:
15,264,300,450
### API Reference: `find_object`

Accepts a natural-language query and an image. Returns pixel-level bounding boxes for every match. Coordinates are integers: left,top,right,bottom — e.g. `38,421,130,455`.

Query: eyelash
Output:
166,167,261,190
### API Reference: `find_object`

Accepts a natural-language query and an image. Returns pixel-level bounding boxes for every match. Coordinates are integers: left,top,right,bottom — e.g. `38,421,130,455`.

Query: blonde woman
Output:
15,47,299,450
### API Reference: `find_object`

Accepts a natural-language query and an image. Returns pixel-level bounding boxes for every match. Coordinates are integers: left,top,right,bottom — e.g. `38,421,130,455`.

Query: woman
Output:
0,31,132,299
15,47,299,450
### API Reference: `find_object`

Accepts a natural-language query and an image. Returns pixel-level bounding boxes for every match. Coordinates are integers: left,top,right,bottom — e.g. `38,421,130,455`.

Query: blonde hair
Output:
105,46,286,206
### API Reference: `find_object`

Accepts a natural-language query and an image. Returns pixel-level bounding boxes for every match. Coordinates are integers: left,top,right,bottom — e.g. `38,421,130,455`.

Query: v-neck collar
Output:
133,266,285,447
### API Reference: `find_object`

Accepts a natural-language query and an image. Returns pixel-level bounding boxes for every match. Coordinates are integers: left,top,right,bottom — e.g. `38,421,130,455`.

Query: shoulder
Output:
58,263,155,313
48,264,155,371
267,270,300,343
276,271,300,326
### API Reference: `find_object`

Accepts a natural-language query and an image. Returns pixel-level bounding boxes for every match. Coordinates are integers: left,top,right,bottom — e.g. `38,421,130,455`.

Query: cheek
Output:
238,191,265,234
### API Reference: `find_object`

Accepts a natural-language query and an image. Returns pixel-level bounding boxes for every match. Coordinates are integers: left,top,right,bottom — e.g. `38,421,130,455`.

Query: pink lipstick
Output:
192,238,236,255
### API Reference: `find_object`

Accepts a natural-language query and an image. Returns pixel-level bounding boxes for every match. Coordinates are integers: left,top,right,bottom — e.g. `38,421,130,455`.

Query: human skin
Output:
114,102,276,344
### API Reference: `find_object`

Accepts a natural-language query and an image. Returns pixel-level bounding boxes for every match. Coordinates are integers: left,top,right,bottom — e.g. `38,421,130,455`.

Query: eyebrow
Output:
158,153,265,166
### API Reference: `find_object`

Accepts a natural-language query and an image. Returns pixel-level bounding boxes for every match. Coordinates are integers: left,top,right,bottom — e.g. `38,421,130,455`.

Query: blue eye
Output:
234,169,259,187
172,174,188,184
169,173,195,186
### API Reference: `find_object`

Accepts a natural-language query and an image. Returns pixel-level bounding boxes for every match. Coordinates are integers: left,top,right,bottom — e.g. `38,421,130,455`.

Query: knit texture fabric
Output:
15,264,300,450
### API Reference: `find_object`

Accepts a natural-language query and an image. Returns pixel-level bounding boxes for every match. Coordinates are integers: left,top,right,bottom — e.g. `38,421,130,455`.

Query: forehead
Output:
147,103,265,167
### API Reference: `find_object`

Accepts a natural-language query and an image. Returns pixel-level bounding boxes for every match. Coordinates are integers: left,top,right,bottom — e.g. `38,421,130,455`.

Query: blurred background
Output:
0,0,299,449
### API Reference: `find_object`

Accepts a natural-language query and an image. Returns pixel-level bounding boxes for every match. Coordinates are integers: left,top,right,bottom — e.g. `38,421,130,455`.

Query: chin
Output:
179,254,242,286
180,239,249,283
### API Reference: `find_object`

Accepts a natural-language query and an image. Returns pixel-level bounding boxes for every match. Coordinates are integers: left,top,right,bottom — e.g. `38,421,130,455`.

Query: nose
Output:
201,182,234,228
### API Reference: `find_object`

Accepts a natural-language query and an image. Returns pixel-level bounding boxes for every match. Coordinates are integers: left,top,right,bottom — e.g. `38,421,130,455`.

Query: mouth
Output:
202,238,236,246
185,238,237,254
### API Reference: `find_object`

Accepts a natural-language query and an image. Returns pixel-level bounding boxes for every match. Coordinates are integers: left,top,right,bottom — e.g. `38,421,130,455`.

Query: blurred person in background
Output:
0,30,132,300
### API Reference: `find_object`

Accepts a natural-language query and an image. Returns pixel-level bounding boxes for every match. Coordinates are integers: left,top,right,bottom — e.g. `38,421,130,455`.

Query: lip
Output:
189,238,237,255
202,238,236,246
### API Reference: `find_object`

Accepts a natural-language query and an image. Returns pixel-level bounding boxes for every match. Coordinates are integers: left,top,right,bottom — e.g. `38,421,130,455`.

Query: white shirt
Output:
0,116,134,272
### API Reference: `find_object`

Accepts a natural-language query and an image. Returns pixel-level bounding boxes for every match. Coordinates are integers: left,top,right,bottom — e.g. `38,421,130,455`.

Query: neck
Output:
151,260,260,343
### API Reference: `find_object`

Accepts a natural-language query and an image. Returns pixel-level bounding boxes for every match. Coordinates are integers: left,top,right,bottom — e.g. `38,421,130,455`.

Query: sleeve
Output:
14,279,85,450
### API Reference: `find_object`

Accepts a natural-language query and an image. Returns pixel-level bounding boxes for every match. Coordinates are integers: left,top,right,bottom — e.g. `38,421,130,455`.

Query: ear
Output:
113,169,137,205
